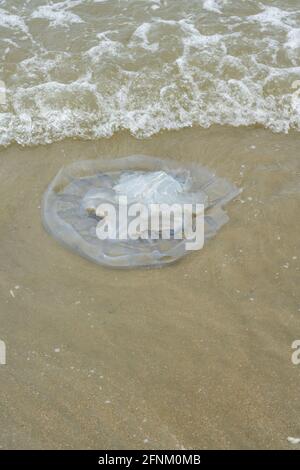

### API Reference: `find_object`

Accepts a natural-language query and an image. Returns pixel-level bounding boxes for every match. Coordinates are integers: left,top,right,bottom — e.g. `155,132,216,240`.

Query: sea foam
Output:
0,0,299,146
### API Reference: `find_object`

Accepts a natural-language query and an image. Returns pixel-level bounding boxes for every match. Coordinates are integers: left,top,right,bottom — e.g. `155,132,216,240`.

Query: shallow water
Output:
0,0,300,145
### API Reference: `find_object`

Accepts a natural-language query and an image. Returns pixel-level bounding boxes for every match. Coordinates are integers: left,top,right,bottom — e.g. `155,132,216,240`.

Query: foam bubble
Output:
203,0,224,14
31,0,84,28
287,29,300,49
0,8,28,32
248,6,293,28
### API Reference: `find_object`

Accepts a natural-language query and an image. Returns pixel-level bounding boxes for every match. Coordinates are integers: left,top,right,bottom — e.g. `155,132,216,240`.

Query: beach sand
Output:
0,126,300,449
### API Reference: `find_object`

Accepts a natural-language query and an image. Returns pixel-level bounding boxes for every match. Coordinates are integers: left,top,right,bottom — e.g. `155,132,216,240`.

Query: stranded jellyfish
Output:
42,155,240,268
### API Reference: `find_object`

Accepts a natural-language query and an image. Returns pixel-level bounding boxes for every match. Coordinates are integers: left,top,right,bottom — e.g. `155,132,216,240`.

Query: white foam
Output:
130,23,159,52
248,6,294,28
0,8,28,32
31,0,84,28
286,29,300,49
86,33,123,61
203,0,225,14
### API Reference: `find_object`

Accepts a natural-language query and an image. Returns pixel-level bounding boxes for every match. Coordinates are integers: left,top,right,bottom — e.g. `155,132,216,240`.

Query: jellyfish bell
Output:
42,155,240,268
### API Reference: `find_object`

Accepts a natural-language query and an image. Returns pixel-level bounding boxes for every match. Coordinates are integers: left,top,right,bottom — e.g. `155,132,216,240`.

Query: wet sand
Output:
0,126,300,449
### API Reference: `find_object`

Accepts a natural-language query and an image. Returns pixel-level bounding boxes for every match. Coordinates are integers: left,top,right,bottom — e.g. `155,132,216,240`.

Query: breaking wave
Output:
0,0,299,146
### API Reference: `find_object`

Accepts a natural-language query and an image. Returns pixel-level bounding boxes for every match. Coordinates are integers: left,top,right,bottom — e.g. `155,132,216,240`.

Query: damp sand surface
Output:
0,126,300,449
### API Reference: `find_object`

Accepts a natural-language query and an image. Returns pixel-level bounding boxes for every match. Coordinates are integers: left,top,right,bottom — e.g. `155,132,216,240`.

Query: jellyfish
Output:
42,155,240,268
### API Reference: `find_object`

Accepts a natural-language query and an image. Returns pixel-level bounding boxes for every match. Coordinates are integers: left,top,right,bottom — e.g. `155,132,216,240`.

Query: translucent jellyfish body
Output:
42,155,240,268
